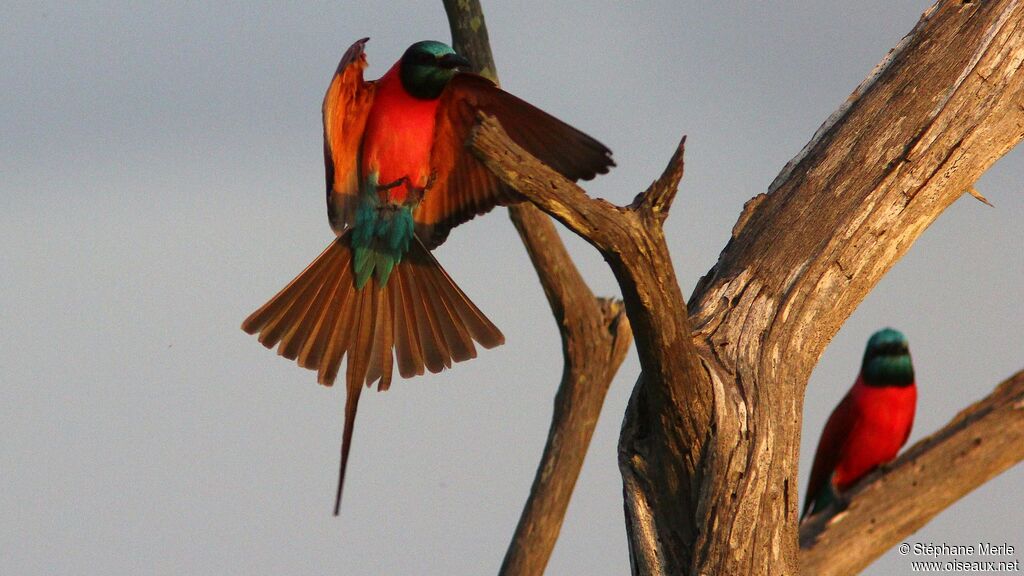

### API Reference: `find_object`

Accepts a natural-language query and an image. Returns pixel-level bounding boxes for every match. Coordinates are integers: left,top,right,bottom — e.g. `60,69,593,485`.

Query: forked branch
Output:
443,3,634,575
457,0,1024,574
471,114,712,574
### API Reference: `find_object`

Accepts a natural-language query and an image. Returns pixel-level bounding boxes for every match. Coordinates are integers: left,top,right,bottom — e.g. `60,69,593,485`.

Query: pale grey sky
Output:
2,2,1021,575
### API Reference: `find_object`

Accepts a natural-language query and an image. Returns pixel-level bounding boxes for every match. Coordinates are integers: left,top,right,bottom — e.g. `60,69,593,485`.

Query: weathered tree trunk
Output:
451,0,1024,574
680,2,1024,572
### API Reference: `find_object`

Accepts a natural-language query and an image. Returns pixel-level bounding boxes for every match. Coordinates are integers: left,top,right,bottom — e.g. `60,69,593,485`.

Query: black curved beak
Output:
439,53,471,70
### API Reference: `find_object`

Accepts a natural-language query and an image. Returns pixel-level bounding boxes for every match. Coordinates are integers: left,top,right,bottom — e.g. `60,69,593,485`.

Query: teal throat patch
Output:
861,328,914,386
863,354,914,386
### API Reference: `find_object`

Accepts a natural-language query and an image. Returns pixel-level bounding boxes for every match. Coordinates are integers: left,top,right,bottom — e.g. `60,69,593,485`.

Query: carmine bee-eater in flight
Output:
802,328,917,519
242,38,613,514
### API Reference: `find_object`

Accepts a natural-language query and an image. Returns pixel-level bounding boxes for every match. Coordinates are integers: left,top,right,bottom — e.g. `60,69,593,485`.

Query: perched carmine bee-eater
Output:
802,328,917,519
242,38,613,514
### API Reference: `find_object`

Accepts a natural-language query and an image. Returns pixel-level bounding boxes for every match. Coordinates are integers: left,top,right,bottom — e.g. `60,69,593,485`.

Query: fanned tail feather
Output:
241,232,503,514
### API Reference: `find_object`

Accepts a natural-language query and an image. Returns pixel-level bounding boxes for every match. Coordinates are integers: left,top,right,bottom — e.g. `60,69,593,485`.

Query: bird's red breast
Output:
827,375,917,491
322,37,613,246
360,62,441,205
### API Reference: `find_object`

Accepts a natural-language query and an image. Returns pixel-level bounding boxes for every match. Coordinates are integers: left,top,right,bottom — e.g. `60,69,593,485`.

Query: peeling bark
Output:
685,2,1024,571
447,0,1024,574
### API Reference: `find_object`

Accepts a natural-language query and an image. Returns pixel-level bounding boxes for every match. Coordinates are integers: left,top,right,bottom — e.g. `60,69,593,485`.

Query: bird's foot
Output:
376,176,428,204
376,176,411,193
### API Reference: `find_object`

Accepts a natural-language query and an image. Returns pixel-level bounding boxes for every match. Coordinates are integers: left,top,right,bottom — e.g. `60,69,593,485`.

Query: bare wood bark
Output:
799,369,1024,575
681,2,1024,572
443,3,634,575
500,295,632,576
471,117,712,574
469,2,1024,574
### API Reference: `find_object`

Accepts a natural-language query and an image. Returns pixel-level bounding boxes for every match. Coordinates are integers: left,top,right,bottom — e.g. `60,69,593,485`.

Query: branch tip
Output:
631,135,687,219
966,186,994,207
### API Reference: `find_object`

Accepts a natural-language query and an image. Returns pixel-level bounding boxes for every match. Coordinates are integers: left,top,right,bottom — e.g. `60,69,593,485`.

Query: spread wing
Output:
323,38,376,233
415,73,614,249
803,389,858,518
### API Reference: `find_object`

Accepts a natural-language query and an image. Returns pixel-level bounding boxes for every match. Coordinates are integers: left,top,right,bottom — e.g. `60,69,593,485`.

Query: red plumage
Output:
361,62,440,203
243,38,614,516
803,374,917,518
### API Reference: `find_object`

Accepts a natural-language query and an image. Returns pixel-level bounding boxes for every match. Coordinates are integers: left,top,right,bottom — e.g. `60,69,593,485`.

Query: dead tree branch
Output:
443,3,634,575
454,0,1024,574
799,369,1024,575
677,2,1024,573
471,116,712,574
469,2,1024,574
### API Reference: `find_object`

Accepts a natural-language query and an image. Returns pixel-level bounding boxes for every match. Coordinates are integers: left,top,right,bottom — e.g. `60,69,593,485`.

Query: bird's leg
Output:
402,172,435,206
377,175,432,205
376,175,411,193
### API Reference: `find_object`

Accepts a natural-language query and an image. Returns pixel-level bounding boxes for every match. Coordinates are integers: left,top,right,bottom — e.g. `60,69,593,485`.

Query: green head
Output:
399,41,470,100
861,328,914,387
